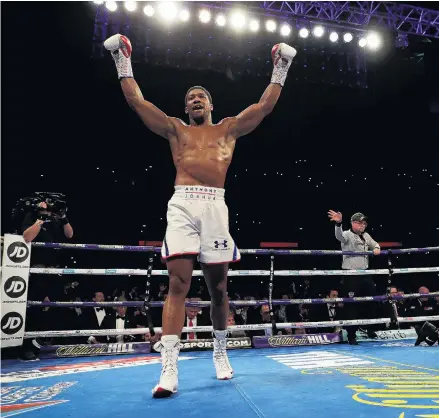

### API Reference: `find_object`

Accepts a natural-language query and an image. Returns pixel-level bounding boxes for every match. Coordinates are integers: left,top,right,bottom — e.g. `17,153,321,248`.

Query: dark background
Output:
2,2,438,297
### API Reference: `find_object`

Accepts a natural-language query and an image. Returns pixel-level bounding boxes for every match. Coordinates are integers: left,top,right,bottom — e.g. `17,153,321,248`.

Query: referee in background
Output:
328,210,380,345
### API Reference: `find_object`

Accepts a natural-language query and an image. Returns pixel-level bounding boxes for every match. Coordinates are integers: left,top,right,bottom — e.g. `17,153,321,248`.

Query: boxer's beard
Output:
193,114,205,125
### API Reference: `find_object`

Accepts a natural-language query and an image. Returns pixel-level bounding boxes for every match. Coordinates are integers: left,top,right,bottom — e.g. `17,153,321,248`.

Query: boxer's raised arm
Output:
231,84,281,138
104,34,176,140
120,78,176,139
230,43,296,139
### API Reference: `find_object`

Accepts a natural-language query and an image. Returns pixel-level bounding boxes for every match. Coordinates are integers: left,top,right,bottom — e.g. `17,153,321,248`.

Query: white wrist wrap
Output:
112,50,133,79
270,60,292,87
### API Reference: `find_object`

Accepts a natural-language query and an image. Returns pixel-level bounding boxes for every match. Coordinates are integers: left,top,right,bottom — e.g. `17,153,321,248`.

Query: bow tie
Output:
96,307,104,312
116,315,125,320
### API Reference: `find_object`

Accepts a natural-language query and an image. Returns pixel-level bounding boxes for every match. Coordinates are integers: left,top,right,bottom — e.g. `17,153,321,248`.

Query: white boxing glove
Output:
270,43,297,87
104,34,133,79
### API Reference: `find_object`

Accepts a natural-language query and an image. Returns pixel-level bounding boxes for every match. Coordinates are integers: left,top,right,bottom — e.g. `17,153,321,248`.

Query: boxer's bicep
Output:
121,78,176,139
131,100,177,140
231,103,269,138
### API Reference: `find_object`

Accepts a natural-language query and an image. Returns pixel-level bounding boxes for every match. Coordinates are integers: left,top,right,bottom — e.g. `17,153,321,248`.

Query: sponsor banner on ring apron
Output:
38,342,151,359
356,328,417,341
253,333,341,349
153,337,252,352
1,234,32,348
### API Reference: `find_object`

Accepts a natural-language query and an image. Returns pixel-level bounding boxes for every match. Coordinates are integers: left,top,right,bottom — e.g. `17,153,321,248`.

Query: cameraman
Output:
18,197,74,360
23,201,73,243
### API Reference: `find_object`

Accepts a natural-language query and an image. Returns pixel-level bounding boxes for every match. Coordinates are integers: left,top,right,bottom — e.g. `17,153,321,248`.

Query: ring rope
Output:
24,315,439,339
30,267,439,276
30,241,439,256
26,292,439,308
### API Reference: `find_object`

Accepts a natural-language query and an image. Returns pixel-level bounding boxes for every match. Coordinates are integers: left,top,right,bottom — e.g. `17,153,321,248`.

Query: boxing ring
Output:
2,239,439,417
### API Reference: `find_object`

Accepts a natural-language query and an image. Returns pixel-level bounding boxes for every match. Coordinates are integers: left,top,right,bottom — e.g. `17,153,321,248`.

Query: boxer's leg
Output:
201,262,233,379
201,262,229,330
199,195,239,380
162,255,195,336
154,193,200,398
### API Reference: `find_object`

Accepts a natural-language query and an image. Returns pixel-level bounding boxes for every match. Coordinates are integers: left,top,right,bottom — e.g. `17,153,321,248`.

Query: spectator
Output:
83,292,109,344
101,306,136,343
311,289,344,334
182,298,211,340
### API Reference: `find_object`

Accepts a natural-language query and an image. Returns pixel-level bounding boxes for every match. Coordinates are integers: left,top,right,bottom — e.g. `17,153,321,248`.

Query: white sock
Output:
161,335,179,347
214,330,227,340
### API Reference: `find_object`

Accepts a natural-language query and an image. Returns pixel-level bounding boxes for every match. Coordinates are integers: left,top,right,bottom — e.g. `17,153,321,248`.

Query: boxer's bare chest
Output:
169,121,237,187
171,123,236,162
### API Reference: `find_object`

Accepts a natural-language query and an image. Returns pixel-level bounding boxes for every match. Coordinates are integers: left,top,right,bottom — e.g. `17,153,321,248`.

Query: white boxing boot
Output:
213,330,234,380
152,335,180,398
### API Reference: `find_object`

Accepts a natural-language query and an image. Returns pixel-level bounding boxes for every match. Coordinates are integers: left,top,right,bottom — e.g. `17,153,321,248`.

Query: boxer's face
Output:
185,88,213,124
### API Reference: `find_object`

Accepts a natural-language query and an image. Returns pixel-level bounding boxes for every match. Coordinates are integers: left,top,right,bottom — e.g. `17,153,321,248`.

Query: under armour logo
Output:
214,240,228,249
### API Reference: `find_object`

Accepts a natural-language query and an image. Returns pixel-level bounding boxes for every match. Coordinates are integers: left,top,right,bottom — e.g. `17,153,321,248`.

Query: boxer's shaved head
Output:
185,86,212,105
185,86,213,126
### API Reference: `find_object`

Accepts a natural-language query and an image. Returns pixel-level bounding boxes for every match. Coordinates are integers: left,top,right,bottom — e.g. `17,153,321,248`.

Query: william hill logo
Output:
268,335,331,347
56,343,135,357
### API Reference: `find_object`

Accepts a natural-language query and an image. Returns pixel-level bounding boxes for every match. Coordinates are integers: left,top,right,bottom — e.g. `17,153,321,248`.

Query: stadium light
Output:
358,37,367,48
313,26,324,37
329,32,339,42
231,12,246,29
280,24,291,37
249,19,260,32
343,33,353,43
367,32,381,50
216,14,226,27
266,20,276,32
298,28,309,38
179,9,190,22
105,1,117,12
143,4,154,17
124,1,137,12
199,9,211,23
159,2,177,20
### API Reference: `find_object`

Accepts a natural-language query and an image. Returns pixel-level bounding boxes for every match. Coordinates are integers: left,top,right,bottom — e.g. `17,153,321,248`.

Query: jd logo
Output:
4,277,27,298
1,312,24,335
7,242,29,263
214,240,228,249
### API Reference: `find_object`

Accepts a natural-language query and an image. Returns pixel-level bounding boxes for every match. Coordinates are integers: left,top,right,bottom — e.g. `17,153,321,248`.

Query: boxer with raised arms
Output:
104,34,296,398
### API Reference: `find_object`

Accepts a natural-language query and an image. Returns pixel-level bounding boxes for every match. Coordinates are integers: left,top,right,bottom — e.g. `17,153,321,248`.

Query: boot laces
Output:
214,339,230,371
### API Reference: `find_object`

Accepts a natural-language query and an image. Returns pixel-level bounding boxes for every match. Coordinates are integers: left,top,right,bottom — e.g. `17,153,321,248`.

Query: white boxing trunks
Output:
161,186,241,264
